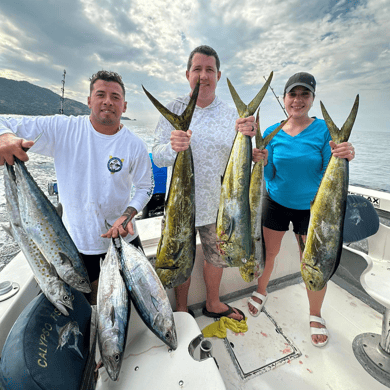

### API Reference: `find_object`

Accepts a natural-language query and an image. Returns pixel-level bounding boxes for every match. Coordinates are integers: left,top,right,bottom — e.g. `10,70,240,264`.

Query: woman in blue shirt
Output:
247,72,355,347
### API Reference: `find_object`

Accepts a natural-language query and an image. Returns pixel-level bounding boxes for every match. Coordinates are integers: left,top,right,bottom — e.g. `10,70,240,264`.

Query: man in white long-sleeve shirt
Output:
0,70,154,303
153,46,255,320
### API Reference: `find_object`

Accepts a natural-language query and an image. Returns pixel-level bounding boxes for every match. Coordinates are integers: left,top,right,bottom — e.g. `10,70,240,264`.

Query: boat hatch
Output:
222,304,301,381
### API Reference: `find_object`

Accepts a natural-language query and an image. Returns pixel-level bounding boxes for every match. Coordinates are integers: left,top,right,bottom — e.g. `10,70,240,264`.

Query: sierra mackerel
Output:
301,95,359,291
12,156,91,293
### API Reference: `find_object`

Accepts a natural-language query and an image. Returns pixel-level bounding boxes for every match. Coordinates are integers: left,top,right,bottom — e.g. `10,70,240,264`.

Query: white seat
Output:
344,222,390,387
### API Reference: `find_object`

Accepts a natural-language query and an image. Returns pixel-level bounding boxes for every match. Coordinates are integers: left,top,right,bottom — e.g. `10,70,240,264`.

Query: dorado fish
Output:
118,236,177,350
142,80,200,289
301,95,359,291
3,163,73,316
97,238,129,381
239,111,289,282
12,157,91,293
217,72,273,267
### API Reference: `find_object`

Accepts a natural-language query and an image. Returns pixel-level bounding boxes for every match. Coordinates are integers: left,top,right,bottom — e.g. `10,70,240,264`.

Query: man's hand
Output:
235,116,257,137
101,206,137,238
0,134,34,165
170,129,192,152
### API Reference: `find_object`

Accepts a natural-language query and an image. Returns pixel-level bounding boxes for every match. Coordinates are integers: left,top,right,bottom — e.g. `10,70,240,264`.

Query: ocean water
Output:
0,116,389,271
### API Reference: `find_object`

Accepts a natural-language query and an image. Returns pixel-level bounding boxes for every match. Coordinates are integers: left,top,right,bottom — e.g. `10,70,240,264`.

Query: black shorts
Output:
80,235,143,283
262,192,310,235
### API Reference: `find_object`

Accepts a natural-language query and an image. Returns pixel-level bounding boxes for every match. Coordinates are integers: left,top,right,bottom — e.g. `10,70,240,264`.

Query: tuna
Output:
142,80,200,289
118,237,178,351
216,72,273,267
12,157,91,293
97,238,129,381
3,163,73,315
240,111,288,282
301,95,359,291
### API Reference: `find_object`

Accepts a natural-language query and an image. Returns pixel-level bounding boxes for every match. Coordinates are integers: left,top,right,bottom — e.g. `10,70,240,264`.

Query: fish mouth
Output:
55,302,69,316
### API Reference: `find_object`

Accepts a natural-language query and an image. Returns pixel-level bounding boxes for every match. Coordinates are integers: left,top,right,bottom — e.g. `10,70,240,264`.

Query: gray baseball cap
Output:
284,72,316,94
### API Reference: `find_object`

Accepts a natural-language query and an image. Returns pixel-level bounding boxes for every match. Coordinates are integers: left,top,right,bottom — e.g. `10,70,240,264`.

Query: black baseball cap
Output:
284,72,316,94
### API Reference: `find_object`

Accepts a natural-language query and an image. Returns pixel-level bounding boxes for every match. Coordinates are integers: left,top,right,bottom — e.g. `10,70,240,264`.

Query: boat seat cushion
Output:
343,195,379,243
0,288,91,390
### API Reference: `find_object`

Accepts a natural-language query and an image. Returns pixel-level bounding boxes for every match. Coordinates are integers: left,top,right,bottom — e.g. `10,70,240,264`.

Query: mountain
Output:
0,77,130,119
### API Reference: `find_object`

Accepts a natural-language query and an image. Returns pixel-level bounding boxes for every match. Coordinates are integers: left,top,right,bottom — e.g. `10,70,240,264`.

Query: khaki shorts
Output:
161,219,227,268
197,223,228,268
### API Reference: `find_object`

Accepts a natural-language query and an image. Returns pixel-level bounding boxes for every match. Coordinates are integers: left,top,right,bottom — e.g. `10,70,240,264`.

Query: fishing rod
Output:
263,75,288,118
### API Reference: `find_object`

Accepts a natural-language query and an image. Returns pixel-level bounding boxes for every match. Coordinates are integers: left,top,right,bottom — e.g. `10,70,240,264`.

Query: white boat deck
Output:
195,280,387,390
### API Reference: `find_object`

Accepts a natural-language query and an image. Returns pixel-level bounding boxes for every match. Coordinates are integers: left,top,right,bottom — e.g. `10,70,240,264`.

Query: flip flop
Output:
202,304,245,321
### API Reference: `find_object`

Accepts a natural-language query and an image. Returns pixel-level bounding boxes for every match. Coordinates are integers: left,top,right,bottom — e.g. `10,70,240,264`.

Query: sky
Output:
0,0,389,132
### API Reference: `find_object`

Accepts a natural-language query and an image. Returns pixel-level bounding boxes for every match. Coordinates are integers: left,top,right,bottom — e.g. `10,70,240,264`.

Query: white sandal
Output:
310,315,329,347
248,291,267,317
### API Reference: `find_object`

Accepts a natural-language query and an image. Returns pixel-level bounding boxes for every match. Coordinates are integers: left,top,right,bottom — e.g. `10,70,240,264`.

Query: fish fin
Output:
58,252,73,266
104,220,112,230
227,78,247,116
263,116,290,148
254,109,263,148
110,306,116,327
142,78,200,131
21,132,44,152
1,223,14,239
247,71,273,116
298,235,306,253
225,216,235,242
339,95,359,143
69,342,84,359
151,295,160,312
227,72,273,118
55,203,63,218
157,265,180,270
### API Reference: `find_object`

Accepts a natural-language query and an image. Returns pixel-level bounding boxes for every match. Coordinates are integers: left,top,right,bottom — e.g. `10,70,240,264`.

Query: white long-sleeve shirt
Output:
152,95,238,227
0,115,154,254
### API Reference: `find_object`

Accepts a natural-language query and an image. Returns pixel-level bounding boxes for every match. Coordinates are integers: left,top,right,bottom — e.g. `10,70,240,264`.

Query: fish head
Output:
47,281,74,315
301,262,325,291
62,266,91,293
153,313,178,350
101,341,123,381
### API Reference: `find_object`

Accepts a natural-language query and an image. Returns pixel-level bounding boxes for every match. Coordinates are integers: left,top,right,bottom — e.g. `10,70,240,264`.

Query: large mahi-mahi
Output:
142,80,200,289
240,111,289,282
301,95,359,291
216,72,273,267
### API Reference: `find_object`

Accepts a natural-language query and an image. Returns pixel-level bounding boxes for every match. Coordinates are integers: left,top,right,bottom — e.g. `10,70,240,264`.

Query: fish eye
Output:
165,332,171,339
63,295,70,301
114,354,120,362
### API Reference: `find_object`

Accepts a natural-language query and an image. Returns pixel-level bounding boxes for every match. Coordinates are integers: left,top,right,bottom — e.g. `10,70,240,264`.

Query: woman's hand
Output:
252,148,268,165
330,141,355,161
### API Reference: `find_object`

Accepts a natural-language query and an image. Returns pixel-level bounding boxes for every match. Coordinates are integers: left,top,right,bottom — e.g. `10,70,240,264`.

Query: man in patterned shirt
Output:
152,46,255,320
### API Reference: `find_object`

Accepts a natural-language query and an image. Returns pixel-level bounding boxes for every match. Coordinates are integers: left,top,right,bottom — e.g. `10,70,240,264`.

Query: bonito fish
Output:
240,111,288,282
97,238,129,381
118,236,178,351
3,163,73,316
142,80,200,289
12,156,91,293
301,95,359,291
217,72,273,267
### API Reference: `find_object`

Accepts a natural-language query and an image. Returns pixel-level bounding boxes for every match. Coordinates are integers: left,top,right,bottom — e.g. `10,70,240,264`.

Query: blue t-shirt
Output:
264,118,332,210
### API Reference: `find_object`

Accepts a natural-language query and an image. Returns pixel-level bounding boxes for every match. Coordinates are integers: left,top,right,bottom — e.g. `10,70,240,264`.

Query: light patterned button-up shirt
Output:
152,94,238,227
